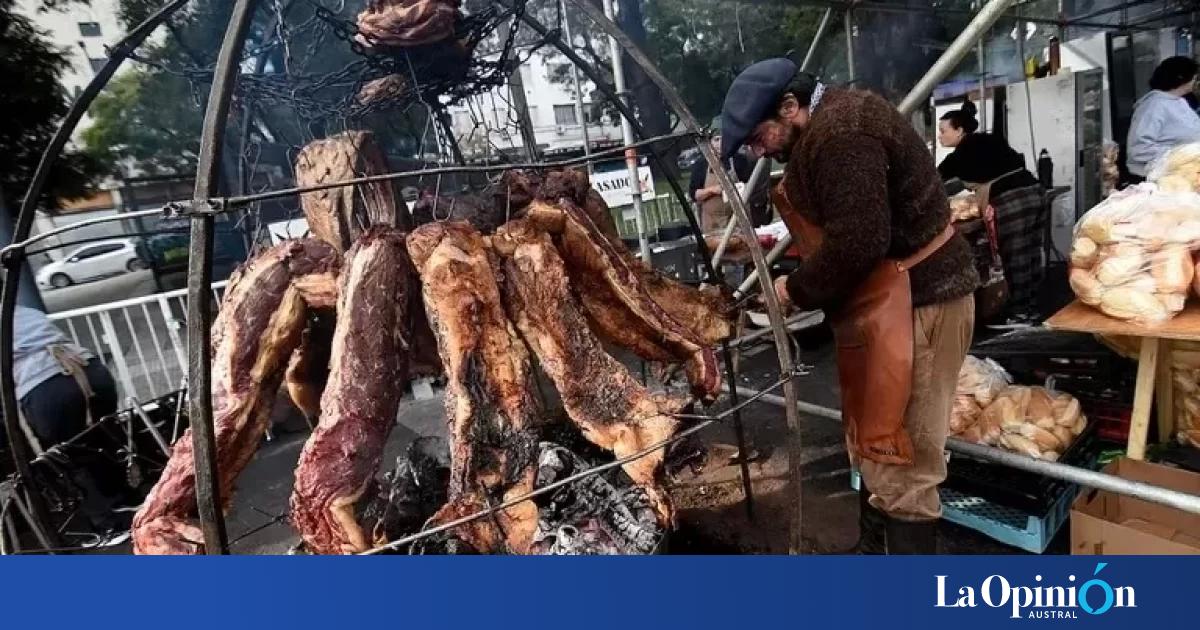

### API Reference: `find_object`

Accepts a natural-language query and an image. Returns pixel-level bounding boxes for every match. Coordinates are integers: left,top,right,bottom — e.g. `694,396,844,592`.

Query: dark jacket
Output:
940,132,1028,184
689,152,772,226
782,88,979,310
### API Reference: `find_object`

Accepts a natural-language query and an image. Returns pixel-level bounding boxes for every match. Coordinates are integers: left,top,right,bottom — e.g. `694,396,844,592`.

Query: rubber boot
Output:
855,486,886,554
883,516,939,555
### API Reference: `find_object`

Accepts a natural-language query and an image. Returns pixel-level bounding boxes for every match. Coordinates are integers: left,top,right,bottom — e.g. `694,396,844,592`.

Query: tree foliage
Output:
0,0,101,208
642,0,821,126
81,68,205,175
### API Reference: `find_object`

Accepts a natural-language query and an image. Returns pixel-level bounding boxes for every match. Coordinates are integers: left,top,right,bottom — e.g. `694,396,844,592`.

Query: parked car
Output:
36,239,146,289
677,147,702,172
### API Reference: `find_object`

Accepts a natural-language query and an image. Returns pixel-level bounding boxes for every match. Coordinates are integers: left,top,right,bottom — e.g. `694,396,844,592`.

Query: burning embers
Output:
365,438,663,555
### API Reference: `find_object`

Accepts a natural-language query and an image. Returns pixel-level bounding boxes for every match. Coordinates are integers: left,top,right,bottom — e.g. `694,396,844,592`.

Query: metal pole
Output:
561,0,593,174
565,0,805,552
844,8,856,83
728,384,1200,517
898,0,1020,116
734,232,793,298
710,158,770,269
187,0,260,555
601,0,652,262
0,0,191,553
127,397,172,456
801,7,834,72
976,1,988,133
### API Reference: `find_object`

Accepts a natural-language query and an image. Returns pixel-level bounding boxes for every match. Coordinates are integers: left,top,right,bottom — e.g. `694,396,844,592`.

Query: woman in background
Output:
952,133,1046,322
936,101,980,183
1126,56,1200,180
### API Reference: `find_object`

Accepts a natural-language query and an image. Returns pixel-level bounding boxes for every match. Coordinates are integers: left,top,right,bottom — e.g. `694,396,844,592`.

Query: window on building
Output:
89,58,106,73
554,104,578,126
78,22,102,37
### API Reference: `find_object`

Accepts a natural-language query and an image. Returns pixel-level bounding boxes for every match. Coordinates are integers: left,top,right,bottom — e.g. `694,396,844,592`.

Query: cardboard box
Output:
1071,458,1200,555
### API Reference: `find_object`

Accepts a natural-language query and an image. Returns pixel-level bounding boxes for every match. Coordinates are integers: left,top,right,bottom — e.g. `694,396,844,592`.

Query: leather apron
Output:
771,181,954,466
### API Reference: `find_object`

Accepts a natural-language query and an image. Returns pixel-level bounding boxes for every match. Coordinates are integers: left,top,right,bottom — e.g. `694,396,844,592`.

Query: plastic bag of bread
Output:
1147,142,1200,193
1069,186,1200,324
956,355,1011,406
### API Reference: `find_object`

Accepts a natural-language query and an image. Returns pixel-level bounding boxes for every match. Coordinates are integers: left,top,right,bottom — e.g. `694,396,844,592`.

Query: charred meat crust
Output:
524,199,721,403
407,221,540,553
495,220,679,524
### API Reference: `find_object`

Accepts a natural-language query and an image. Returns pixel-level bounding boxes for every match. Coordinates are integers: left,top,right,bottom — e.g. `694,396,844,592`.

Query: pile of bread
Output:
1069,184,1200,325
951,356,1087,460
949,192,980,223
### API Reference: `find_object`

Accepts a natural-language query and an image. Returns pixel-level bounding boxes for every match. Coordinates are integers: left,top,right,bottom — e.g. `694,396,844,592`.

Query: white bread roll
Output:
1152,247,1194,293
1071,237,1099,268
1069,268,1105,305
1020,423,1063,451
1158,292,1188,313
1000,433,1042,458
1100,287,1169,323
1051,425,1074,448
1096,254,1146,287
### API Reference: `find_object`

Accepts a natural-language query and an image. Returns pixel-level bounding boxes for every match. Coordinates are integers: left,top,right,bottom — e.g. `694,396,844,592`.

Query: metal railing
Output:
46,281,230,403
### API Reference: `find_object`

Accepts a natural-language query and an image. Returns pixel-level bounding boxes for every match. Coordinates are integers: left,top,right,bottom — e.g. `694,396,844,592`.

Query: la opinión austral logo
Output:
936,562,1135,619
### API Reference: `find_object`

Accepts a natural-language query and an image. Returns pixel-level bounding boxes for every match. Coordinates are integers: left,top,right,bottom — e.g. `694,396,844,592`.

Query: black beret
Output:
720,58,797,160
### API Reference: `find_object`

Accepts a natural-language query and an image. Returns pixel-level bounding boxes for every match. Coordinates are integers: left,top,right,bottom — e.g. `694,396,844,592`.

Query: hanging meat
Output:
131,239,341,554
406,221,541,553
291,227,412,554
494,219,682,524
410,191,508,234
523,199,723,402
355,0,460,49
293,130,408,252
133,134,733,555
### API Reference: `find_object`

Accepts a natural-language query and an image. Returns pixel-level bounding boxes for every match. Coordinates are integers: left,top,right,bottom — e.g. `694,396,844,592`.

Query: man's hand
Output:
695,186,721,202
773,275,793,309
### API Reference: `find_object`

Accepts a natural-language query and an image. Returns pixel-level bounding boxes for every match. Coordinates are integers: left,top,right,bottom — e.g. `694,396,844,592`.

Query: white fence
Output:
611,193,690,239
48,282,230,403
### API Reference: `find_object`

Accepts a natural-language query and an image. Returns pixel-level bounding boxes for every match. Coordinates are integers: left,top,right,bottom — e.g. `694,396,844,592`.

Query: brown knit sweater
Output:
783,88,979,310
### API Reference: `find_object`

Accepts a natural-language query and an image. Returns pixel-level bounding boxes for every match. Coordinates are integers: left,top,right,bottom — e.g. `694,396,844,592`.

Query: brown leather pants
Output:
855,295,975,521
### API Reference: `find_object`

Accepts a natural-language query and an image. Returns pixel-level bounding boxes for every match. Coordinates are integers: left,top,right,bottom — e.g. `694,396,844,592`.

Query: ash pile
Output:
364,436,664,555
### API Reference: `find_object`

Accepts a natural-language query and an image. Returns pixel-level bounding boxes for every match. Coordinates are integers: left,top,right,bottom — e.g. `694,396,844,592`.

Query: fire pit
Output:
363,436,665,555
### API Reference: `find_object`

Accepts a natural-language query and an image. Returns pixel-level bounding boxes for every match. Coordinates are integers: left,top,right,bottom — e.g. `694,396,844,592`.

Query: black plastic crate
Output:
972,329,1137,395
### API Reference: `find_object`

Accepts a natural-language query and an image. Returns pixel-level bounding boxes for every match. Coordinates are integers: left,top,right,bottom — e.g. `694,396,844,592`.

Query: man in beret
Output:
720,59,979,554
